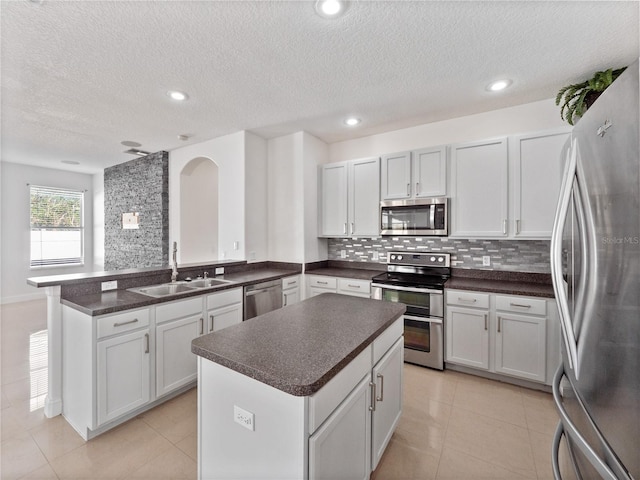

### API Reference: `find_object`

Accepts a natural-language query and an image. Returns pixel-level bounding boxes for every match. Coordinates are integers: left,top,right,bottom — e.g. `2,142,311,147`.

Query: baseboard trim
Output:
1,292,47,305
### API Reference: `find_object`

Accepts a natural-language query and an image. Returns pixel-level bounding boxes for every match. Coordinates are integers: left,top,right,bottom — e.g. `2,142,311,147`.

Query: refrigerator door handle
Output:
551,139,579,374
552,365,621,480
551,422,564,480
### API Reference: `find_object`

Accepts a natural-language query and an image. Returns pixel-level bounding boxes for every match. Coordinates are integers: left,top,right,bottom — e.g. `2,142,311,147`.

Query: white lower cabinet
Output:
309,375,371,480
282,275,301,306
306,274,371,299
371,338,403,470
445,289,557,385
206,288,243,333
97,328,150,425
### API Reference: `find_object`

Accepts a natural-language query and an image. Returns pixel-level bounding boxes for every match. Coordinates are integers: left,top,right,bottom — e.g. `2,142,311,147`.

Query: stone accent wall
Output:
328,237,551,273
104,152,169,270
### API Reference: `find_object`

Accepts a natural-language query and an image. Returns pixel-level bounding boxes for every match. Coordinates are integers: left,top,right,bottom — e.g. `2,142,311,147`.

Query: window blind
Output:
30,185,84,267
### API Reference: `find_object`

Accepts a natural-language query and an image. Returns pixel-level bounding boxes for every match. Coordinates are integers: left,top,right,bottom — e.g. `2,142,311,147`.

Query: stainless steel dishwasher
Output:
243,279,283,320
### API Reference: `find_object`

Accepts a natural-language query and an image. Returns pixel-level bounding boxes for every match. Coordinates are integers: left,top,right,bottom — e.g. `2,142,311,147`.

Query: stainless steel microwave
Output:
380,197,448,236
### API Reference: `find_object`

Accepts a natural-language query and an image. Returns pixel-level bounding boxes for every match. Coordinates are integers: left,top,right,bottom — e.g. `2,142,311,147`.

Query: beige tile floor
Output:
1,299,560,479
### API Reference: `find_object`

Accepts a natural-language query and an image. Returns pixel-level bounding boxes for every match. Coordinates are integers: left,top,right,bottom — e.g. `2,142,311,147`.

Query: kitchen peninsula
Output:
191,293,406,480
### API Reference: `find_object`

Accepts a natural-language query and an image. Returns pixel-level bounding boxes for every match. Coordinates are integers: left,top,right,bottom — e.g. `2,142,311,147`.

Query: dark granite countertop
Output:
62,268,301,316
445,269,555,298
305,260,386,281
191,293,406,396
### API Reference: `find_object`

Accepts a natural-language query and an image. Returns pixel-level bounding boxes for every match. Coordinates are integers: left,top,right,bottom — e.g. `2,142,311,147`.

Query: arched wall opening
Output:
179,157,219,264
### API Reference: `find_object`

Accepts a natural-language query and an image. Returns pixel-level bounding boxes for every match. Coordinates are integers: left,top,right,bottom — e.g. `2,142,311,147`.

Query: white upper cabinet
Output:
380,151,412,199
412,146,447,198
511,130,571,238
381,147,447,200
320,157,380,237
450,138,509,237
320,163,349,237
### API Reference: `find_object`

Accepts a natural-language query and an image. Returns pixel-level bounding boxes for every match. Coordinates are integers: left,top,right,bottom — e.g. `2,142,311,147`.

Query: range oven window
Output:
405,318,431,352
382,289,431,316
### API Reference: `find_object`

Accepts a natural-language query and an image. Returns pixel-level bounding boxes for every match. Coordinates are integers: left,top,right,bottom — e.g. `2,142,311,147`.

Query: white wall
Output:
244,132,268,262
268,133,304,263
302,132,328,263
328,99,566,162
0,162,95,303
180,158,219,264
169,131,247,263
92,171,104,270
267,132,328,264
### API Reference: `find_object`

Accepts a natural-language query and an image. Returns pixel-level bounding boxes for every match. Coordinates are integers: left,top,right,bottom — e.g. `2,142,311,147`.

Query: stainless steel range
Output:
371,252,450,370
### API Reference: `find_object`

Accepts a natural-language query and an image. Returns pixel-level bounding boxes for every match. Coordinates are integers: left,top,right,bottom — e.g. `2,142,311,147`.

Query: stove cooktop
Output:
371,271,448,290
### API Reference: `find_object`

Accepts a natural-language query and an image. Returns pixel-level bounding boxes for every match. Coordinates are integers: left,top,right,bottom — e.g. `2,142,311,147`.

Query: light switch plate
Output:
234,405,254,431
340,250,346,259
101,280,118,291
372,251,379,261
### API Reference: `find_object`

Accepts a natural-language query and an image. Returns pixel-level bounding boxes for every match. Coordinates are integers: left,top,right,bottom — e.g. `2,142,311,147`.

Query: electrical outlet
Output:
233,241,239,250
249,251,256,261
101,280,118,291
215,267,224,275
340,250,346,259
234,405,254,431
482,256,491,266
372,251,379,261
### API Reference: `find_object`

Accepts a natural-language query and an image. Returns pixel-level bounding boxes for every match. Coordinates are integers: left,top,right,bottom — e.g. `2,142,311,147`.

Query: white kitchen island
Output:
191,293,406,480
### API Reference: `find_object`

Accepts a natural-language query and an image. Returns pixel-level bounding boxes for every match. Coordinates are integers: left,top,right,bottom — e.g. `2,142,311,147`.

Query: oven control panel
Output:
388,251,450,267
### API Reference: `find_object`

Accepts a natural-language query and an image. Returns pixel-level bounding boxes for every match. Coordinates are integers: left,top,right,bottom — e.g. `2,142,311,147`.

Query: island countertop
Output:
191,293,406,396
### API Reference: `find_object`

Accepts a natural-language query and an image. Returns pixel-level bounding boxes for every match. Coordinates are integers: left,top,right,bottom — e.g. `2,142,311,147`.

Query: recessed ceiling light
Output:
167,90,189,101
487,79,512,92
315,0,346,18
61,160,80,165
121,140,141,147
344,117,361,127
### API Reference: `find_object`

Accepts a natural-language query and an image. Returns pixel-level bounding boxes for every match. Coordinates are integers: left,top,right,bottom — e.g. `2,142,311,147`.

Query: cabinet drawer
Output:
337,278,371,295
372,318,403,365
308,276,337,289
446,290,490,309
156,297,203,324
97,308,150,339
207,288,242,310
282,275,300,290
495,295,546,316
308,345,372,434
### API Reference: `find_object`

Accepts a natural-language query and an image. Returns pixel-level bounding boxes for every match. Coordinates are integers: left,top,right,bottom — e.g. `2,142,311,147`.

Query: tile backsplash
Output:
328,237,551,273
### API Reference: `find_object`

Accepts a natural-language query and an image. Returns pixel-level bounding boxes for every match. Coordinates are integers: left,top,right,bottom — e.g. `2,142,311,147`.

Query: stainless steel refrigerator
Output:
550,59,640,479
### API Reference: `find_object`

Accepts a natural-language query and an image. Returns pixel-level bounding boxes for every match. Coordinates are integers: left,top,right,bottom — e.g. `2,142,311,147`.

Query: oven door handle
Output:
404,314,442,325
371,283,443,295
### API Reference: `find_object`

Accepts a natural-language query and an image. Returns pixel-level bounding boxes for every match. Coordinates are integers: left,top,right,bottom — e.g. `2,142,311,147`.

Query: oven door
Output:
372,284,444,370
403,314,444,370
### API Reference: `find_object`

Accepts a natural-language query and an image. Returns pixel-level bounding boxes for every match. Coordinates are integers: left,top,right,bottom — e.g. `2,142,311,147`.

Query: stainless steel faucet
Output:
171,242,178,282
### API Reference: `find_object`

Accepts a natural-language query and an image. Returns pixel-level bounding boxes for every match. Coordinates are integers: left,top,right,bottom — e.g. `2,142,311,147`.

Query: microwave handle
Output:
430,204,435,228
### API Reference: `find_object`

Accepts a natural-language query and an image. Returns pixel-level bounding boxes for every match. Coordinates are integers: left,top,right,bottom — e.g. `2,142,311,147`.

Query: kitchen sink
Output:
130,283,198,298
129,278,235,298
188,278,233,288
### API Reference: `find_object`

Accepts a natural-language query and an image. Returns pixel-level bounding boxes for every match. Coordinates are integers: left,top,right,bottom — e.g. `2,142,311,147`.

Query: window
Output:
30,185,84,267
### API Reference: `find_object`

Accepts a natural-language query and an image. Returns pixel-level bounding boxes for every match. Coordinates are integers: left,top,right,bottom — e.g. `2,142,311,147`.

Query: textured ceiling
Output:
1,0,638,174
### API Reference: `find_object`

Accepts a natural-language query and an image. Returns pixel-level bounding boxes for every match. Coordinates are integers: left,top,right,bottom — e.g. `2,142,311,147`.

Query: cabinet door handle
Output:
416,182,420,196
497,316,501,333
144,333,149,354
484,314,488,331
350,223,354,235
503,219,508,234
510,302,531,308
369,381,377,411
199,317,204,335
458,297,477,303
283,293,288,307
114,318,138,327
376,373,384,402
209,315,214,332
516,219,521,234
343,223,347,235
348,284,361,289
406,183,411,196
317,281,328,285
